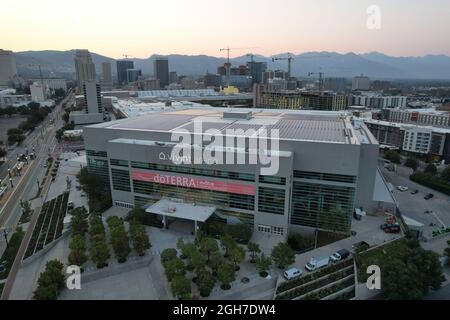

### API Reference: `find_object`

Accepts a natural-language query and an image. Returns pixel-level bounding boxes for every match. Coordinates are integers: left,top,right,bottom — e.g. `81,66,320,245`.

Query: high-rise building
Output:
352,75,370,91
83,80,103,114
0,49,17,87
154,57,169,88
169,71,178,84
74,49,96,93
30,82,46,102
248,61,267,84
127,69,142,83
116,60,134,85
102,62,113,83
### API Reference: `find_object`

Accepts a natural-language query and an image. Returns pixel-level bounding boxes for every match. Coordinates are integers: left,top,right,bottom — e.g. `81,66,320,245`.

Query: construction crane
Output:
219,46,256,86
272,53,295,79
122,54,134,59
308,71,326,92
246,53,255,63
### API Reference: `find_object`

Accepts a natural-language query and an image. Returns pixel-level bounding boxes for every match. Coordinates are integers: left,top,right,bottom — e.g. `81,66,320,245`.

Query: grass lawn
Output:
355,237,407,283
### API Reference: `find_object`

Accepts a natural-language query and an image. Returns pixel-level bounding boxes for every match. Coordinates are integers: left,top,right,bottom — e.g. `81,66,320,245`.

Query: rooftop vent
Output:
222,111,252,120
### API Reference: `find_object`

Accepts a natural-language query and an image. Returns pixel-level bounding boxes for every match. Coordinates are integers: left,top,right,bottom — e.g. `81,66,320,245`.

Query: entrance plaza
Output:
146,198,216,234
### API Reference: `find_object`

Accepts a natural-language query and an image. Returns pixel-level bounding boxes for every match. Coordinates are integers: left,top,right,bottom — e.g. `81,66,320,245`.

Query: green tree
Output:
440,166,450,183
0,147,6,158
217,263,235,290
404,157,418,171
247,242,261,263
161,248,178,267
129,223,151,256
171,275,191,300
196,269,216,297
384,150,401,164
220,234,235,257
208,251,222,275
424,163,437,175
228,245,245,271
89,240,110,268
255,253,272,277
89,214,105,237
200,237,219,264
70,212,88,236
177,238,196,259
271,242,295,269
68,235,87,266
33,260,65,300
165,257,186,282
189,248,206,272
110,227,130,262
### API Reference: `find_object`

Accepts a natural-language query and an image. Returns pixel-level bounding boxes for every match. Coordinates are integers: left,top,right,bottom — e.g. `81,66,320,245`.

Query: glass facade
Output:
110,159,129,167
86,150,108,158
131,161,254,181
87,157,110,187
132,179,255,211
291,171,356,232
258,187,285,215
259,175,286,185
111,168,131,192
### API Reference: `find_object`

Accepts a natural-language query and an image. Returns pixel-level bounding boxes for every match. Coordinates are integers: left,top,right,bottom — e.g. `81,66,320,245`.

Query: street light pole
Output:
2,229,8,248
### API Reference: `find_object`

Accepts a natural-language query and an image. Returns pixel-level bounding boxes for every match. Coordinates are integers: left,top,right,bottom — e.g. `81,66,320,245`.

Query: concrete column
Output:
163,216,168,229
194,220,198,235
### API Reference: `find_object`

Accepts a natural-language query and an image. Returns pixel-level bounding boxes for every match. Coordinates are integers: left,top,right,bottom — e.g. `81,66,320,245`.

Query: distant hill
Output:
14,50,450,80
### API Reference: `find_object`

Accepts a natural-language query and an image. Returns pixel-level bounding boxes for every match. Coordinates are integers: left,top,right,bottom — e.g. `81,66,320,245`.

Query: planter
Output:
259,271,268,278
221,284,231,290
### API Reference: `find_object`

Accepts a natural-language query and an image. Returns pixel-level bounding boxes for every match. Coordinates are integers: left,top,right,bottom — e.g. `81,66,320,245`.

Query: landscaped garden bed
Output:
24,192,69,258
276,258,353,294
275,263,355,300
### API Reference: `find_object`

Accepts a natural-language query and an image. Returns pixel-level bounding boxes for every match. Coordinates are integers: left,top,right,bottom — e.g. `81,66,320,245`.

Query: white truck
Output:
305,256,329,272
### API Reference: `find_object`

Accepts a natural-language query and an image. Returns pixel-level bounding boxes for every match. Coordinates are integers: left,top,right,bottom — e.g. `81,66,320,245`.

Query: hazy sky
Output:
1,0,450,58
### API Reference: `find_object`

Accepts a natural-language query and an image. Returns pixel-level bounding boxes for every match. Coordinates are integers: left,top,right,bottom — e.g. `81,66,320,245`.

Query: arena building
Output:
83,108,379,238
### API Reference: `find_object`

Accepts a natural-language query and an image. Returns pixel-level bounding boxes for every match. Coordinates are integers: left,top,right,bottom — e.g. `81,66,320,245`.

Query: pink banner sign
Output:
132,170,256,195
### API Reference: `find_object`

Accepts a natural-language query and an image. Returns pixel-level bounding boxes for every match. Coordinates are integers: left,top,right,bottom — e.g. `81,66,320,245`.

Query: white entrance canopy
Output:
145,198,216,222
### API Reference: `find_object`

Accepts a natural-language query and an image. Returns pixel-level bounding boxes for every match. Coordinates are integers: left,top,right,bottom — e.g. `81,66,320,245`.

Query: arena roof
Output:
90,108,370,144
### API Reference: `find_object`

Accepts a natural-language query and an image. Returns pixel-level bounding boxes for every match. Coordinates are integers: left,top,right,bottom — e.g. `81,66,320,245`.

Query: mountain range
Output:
14,50,450,80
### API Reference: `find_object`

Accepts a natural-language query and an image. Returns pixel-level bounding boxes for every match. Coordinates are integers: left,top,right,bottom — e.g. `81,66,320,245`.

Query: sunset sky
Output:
1,0,450,58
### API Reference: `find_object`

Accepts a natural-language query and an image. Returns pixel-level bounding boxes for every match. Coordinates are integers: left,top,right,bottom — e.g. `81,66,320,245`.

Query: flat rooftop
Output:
89,108,373,144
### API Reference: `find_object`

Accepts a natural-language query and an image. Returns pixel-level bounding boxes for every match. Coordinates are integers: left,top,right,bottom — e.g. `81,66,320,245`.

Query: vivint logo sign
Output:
168,120,280,175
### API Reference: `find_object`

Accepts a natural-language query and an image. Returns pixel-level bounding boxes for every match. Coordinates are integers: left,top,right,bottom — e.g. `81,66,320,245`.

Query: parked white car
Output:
397,186,408,192
283,267,302,280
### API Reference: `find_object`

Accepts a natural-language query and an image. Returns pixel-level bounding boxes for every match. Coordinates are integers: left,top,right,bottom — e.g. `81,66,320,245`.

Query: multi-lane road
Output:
0,91,73,255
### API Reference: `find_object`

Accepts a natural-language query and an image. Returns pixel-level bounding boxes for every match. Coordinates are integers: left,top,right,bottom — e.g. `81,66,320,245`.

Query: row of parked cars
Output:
283,249,350,280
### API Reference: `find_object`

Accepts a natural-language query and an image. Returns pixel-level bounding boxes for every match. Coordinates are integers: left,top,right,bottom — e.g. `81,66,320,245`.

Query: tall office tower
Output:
116,60,134,85
154,56,169,88
74,49,96,93
102,62,113,83
248,61,267,84
0,49,18,87
83,80,103,114
352,75,370,91
169,71,178,84
127,69,142,83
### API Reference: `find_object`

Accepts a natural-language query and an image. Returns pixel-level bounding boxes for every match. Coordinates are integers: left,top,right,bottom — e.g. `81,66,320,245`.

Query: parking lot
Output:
381,166,450,239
